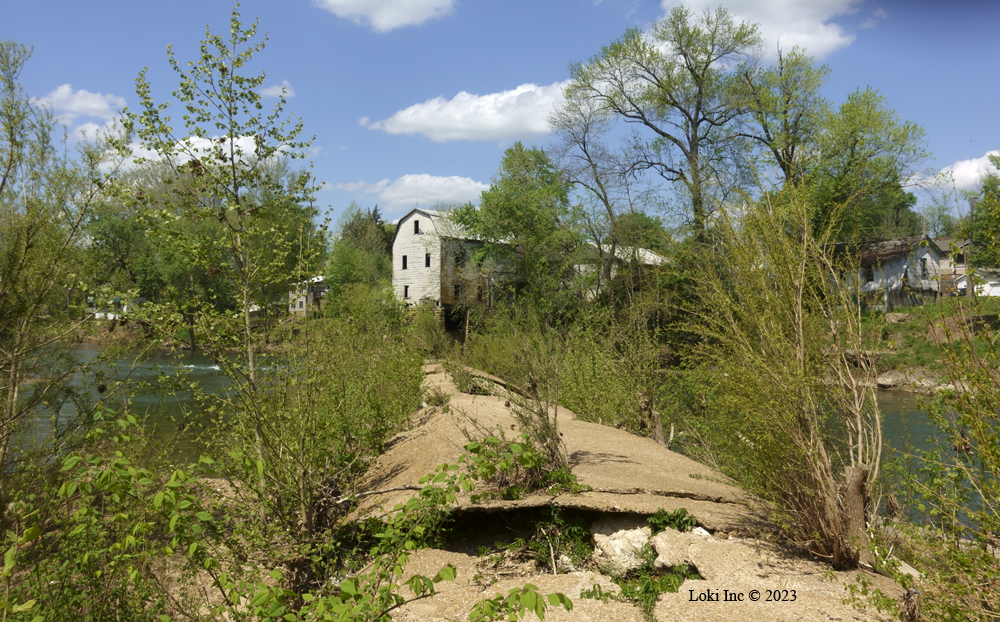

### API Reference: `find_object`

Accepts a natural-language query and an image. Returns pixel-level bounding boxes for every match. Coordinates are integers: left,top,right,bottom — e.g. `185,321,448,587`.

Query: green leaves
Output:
468,584,573,621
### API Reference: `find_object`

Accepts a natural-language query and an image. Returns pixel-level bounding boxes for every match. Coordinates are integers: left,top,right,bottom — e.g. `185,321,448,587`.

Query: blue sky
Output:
5,0,998,224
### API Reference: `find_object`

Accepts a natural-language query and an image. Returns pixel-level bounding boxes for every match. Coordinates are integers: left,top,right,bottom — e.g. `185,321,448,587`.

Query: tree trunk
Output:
185,312,197,351
842,464,873,569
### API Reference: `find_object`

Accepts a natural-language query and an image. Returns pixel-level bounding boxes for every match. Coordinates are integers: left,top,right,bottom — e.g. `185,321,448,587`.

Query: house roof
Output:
390,207,475,248
589,243,667,266
852,235,943,264
933,238,972,254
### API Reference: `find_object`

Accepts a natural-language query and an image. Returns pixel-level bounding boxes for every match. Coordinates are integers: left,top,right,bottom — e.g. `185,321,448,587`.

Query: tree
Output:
453,142,579,315
125,6,319,498
738,46,831,184
923,194,961,239
810,88,928,240
325,201,393,303
566,6,761,238
963,153,1000,267
0,41,120,495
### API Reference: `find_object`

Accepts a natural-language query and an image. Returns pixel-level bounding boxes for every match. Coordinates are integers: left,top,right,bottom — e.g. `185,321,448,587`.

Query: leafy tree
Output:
738,46,831,184
923,194,961,239
963,153,1000,267
453,142,579,315
0,40,119,485
126,5,317,378
810,88,928,240
125,5,320,501
324,201,393,304
566,6,761,238
613,211,669,251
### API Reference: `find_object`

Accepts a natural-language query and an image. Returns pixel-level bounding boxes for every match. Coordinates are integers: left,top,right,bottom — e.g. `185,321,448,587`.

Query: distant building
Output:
849,235,945,310
391,208,495,313
934,237,971,293
956,269,1000,297
288,276,326,316
574,243,667,300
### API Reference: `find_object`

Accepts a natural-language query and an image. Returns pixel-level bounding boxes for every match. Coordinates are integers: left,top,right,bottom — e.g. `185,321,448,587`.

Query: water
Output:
21,349,942,466
878,389,939,457
21,344,230,461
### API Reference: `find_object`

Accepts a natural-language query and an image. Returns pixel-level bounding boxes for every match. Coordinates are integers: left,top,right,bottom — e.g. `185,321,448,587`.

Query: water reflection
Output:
878,389,938,456
22,344,229,460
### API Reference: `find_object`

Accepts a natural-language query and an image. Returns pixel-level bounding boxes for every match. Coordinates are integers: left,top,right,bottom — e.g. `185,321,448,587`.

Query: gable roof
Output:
390,207,474,248
851,235,943,264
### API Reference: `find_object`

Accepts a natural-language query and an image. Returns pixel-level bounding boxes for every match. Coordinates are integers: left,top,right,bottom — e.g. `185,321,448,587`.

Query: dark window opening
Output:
402,255,407,270
477,286,484,302
454,253,463,268
921,257,929,280
454,284,461,299
404,285,409,299
864,265,874,283
414,219,420,234
425,253,431,267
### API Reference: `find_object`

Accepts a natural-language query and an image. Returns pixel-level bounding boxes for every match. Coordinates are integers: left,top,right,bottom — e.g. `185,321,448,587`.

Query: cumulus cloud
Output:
361,81,569,142
260,80,295,98
940,151,1000,191
660,0,865,59
314,0,455,32
333,174,488,210
36,84,126,122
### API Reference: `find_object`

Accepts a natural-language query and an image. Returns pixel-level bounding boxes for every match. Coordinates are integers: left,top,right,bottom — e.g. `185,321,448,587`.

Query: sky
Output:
5,0,999,225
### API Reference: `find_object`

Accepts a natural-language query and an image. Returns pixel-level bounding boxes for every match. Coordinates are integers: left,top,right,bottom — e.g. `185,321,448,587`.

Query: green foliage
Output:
581,544,700,622
324,202,393,301
469,585,573,621
647,508,697,534
882,294,1000,619
463,435,552,502
0,39,115,481
453,143,580,314
810,88,928,241
412,304,453,358
964,153,1000,268
681,184,884,569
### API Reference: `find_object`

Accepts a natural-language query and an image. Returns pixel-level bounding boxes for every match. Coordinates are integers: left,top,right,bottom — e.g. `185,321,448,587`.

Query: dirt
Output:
352,364,899,621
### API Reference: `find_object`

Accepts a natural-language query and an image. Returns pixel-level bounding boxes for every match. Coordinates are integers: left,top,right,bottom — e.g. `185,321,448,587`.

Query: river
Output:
21,347,943,464
21,344,229,461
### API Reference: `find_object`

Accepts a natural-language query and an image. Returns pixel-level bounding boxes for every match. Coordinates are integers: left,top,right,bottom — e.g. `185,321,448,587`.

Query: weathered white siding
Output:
392,210,444,304
859,247,943,294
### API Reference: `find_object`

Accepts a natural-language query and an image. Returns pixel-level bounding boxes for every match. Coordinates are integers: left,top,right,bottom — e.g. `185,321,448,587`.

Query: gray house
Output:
854,235,945,310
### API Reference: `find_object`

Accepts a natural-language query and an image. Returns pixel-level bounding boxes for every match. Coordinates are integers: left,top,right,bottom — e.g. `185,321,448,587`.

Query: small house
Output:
288,276,326,316
956,269,1000,297
852,235,945,310
934,237,971,293
391,208,491,313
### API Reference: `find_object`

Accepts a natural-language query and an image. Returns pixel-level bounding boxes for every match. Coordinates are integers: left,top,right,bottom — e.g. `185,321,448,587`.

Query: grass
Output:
861,297,1000,373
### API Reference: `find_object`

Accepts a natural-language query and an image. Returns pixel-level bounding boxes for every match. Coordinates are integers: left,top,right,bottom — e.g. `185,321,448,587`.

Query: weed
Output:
425,386,451,407
647,508,698,534
596,543,701,622
451,366,494,395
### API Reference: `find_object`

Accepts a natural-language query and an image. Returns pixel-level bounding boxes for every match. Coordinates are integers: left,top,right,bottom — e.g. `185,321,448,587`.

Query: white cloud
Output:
36,84,126,121
332,174,488,210
940,151,1000,191
661,0,864,59
860,8,887,29
260,80,295,98
314,0,455,32
361,81,569,142
333,179,391,194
